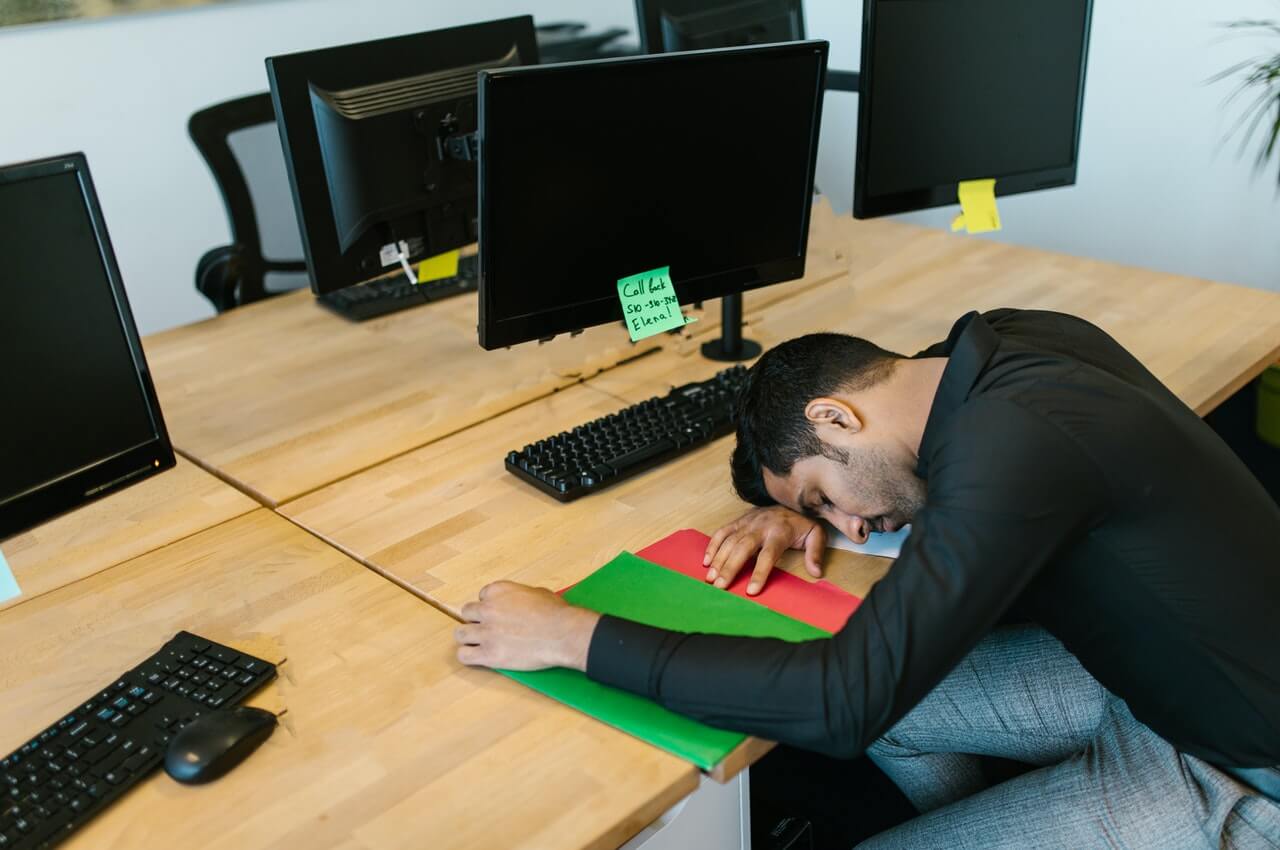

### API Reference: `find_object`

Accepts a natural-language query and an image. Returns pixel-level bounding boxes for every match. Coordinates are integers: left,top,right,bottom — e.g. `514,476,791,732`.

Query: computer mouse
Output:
164,705,277,785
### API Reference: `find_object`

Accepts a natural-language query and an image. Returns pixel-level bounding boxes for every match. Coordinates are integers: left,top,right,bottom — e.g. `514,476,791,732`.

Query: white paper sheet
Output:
825,523,912,560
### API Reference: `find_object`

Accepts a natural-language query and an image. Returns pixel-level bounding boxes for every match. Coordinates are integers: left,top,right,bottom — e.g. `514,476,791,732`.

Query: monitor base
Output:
701,337,762,362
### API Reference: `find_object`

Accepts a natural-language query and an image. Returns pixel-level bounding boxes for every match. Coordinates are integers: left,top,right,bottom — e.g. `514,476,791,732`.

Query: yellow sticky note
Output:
417,249,461,284
953,179,1002,234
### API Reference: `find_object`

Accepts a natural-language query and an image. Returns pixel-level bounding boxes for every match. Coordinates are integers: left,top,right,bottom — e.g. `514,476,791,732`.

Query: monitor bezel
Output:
265,16,538,296
852,0,1093,219
477,40,828,350
0,153,176,541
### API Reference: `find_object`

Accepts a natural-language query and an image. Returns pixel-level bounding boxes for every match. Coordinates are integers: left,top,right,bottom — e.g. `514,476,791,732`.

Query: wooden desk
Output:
0,510,697,850
142,200,851,510
0,457,255,614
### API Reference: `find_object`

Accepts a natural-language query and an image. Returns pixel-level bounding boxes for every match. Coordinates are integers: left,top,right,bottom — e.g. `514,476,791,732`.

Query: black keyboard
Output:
0,632,276,850
318,253,478,321
505,365,750,501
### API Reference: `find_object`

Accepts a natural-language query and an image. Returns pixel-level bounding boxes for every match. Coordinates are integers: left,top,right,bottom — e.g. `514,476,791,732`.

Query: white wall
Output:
2,0,1279,335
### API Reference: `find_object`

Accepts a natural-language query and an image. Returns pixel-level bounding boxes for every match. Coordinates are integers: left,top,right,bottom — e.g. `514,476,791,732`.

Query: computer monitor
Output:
635,0,804,53
853,0,1092,219
477,41,828,356
0,153,175,540
266,17,539,295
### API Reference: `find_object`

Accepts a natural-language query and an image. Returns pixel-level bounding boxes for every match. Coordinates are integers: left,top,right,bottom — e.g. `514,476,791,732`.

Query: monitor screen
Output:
0,155,173,538
478,41,827,349
854,0,1091,218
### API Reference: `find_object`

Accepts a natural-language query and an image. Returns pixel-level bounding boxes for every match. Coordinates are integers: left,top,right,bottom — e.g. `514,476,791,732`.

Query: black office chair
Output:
188,93,309,312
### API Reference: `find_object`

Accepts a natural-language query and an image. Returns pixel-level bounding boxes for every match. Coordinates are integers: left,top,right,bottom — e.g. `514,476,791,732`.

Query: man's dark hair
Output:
731,333,904,505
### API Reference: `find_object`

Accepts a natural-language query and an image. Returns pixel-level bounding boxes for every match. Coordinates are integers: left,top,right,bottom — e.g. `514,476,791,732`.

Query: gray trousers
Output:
857,625,1280,849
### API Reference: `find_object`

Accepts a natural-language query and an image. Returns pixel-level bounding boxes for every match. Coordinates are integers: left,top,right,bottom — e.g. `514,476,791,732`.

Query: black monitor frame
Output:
0,153,175,541
476,41,827,352
853,0,1092,219
266,17,538,296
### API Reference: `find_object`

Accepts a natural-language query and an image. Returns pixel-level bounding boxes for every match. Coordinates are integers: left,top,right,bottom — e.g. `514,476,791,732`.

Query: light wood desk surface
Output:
0,457,256,614
141,201,850,510
0,510,697,850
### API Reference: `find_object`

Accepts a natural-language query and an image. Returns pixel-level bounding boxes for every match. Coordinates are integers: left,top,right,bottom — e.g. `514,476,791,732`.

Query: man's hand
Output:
455,581,602,672
704,506,827,595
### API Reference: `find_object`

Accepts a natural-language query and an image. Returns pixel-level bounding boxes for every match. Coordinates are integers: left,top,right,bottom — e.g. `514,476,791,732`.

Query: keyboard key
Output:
103,769,128,786
128,686,146,699
237,672,256,686
121,752,151,772
126,704,144,717
95,708,115,723
68,796,89,813
110,714,128,728
207,647,238,664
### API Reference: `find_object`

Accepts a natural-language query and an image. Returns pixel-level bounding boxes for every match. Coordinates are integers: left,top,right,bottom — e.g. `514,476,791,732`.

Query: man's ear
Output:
805,397,862,437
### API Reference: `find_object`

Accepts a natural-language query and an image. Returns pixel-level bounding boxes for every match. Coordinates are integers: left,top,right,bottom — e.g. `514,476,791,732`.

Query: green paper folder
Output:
500,552,830,770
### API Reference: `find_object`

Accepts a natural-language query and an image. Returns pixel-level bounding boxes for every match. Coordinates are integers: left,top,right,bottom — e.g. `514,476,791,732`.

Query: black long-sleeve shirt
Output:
586,309,1280,768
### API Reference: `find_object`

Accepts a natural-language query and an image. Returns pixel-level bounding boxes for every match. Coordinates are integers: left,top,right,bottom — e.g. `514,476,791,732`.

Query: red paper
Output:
636,529,860,634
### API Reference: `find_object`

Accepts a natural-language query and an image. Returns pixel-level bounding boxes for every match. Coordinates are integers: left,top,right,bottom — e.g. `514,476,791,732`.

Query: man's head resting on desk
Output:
733,333,924,545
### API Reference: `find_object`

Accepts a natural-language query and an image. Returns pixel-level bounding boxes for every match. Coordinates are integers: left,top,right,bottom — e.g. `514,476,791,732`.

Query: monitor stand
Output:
700,293,762,362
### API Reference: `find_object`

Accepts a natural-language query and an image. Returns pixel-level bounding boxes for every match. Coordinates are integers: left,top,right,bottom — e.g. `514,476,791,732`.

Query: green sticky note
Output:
501,552,829,769
616,266,694,342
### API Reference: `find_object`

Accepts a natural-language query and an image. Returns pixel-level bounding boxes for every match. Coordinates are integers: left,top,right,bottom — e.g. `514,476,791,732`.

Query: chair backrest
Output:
189,93,309,311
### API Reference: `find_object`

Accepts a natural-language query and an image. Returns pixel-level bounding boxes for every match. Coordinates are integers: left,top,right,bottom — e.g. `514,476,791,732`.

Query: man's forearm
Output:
586,614,867,757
